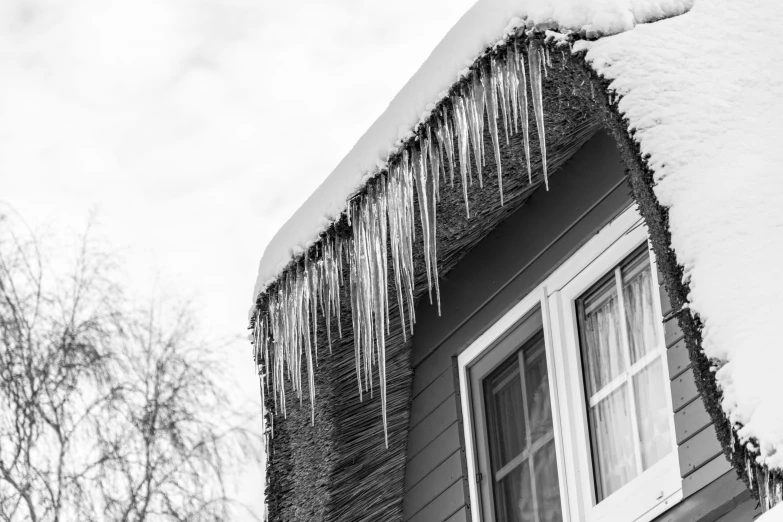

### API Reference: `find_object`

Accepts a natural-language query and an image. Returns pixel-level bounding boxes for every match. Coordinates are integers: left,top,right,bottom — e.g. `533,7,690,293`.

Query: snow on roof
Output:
760,503,783,522
578,0,783,469
251,0,692,301
254,0,783,472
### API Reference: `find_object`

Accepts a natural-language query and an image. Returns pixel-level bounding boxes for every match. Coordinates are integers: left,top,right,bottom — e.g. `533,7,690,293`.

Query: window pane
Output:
623,261,660,363
494,461,534,522
483,330,562,522
525,343,552,442
582,287,625,395
486,370,526,470
534,440,562,522
633,357,671,469
590,385,637,500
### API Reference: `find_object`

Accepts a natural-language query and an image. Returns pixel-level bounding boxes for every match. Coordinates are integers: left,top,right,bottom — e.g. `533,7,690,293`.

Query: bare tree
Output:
0,216,260,521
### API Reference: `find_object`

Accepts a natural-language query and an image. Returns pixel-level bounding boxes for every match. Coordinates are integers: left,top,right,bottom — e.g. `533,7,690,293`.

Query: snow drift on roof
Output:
251,0,692,302
577,0,783,468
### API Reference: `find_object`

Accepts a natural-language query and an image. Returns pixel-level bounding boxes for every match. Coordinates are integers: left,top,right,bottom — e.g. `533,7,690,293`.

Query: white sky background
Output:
0,0,476,518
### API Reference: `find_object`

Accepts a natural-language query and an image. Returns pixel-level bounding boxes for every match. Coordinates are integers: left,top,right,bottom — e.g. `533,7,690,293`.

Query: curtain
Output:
583,293,624,396
633,358,671,469
590,385,637,499
623,266,660,364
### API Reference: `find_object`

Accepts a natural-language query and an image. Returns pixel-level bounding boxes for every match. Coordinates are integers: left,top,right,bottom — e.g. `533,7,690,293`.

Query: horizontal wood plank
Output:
683,455,732,498
659,280,673,317
675,399,712,445
444,506,469,522
403,452,463,519
405,424,461,491
412,347,457,398
665,316,685,347
668,338,691,380
405,479,465,522
410,370,455,428
671,371,699,412
679,426,723,477
406,397,458,459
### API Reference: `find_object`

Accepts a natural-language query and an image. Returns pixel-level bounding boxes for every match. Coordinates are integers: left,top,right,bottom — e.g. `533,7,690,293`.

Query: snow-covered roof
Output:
253,0,783,474
578,0,783,470
251,0,692,299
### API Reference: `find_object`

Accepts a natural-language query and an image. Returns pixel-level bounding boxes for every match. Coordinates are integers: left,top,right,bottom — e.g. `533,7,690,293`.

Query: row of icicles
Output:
253,37,552,447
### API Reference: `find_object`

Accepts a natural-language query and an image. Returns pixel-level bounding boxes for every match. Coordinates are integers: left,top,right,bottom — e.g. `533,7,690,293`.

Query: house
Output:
250,0,783,521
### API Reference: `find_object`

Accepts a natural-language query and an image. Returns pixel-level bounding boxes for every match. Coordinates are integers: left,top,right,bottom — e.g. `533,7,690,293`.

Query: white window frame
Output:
457,205,682,522
458,287,570,522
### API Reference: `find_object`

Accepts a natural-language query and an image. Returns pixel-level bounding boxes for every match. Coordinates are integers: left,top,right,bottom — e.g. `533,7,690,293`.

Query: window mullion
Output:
518,351,541,522
587,374,627,407
628,349,662,377
614,267,644,476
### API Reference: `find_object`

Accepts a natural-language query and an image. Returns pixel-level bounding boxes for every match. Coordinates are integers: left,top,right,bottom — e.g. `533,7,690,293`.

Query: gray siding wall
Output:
401,132,753,522
652,283,759,522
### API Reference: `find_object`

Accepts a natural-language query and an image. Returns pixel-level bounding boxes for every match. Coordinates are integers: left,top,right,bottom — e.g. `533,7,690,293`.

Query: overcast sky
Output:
1,0,476,517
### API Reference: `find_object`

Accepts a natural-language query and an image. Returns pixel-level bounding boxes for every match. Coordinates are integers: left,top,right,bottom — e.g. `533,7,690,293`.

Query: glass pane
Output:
484,329,562,522
590,385,637,500
582,288,625,395
486,370,526,469
623,262,660,363
494,461,534,522
534,440,562,522
633,357,672,469
525,345,552,442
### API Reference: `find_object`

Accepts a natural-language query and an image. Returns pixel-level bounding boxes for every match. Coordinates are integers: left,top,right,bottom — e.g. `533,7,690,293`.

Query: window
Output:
482,330,560,521
459,206,681,522
461,300,568,522
576,246,672,502
548,208,680,522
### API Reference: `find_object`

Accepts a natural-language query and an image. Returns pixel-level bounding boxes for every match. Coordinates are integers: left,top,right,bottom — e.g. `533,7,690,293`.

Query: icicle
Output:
472,73,486,168
299,263,316,424
253,311,260,364
764,467,772,511
427,126,441,204
252,34,559,450
412,144,434,306
507,45,519,135
455,96,473,186
515,40,533,184
427,147,442,316
529,40,548,190
387,162,408,340
323,241,333,354
307,254,318,368
466,81,483,185
482,61,504,205
399,151,416,333
345,178,393,446
494,55,511,146
440,108,455,188
434,116,448,187
452,96,471,217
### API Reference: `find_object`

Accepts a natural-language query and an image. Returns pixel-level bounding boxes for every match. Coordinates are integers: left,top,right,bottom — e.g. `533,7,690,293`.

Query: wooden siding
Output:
402,131,632,521
659,278,739,502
